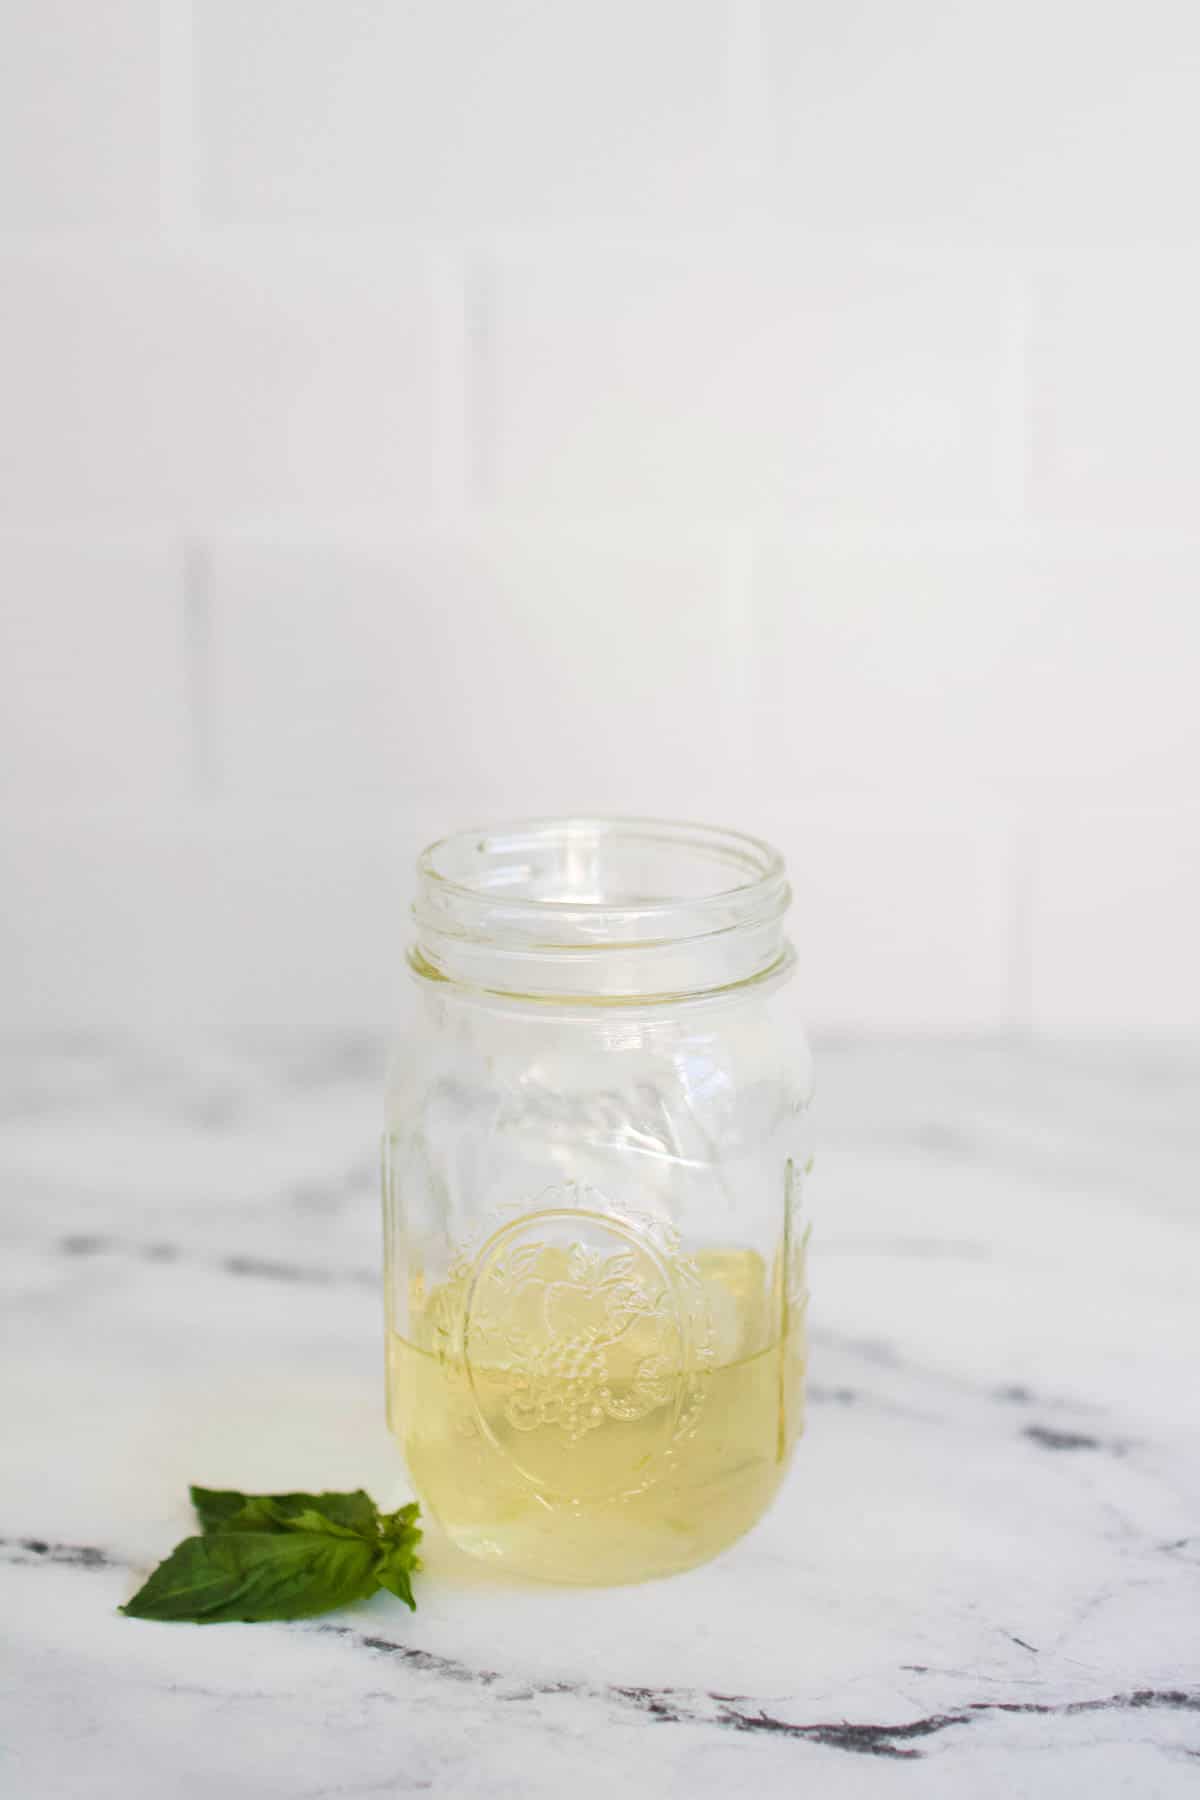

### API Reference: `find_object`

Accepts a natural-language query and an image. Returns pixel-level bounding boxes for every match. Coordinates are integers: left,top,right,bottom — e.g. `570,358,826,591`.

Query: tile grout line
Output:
182,539,215,798
725,0,772,225
463,253,494,515
1007,821,1037,1035
157,0,194,244
429,254,471,524
431,251,497,526
1007,267,1036,525
721,526,758,789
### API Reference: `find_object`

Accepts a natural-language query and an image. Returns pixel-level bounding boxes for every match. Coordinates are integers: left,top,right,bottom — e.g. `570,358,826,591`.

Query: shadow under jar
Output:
383,818,812,1586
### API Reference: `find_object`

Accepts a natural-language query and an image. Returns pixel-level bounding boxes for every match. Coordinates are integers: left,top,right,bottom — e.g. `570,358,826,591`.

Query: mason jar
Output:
383,818,812,1585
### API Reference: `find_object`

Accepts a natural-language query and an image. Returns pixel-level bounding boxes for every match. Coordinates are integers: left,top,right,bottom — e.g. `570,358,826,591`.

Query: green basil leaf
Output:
379,1502,422,1551
380,1500,421,1535
121,1531,378,1623
190,1486,379,1539
205,1497,364,1539
189,1486,252,1532
206,1496,291,1534
374,1548,417,1611
272,1507,365,1541
372,1504,422,1611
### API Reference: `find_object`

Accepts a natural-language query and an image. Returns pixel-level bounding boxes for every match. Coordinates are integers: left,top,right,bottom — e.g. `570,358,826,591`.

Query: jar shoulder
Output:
385,993,812,1146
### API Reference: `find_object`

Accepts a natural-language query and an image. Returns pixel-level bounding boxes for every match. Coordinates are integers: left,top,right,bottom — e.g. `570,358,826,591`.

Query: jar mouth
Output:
413,817,791,1001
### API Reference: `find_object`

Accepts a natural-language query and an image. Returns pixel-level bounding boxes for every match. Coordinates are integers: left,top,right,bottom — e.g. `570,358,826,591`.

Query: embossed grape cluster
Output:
505,1332,610,1441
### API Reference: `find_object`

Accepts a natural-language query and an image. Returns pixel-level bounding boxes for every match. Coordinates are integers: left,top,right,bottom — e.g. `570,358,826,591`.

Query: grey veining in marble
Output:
2,1038,1198,1798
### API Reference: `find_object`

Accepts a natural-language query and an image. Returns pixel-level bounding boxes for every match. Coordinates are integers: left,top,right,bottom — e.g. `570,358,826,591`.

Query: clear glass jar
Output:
383,818,812,1585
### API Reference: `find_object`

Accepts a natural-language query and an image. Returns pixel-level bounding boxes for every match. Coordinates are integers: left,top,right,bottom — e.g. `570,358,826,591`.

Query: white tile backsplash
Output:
0,537,189,819
0,246,436,529
780,815,1015,1033
191,0,737,234
1030,810,1200,1034
762,0,1200,249
0,821,212,1033
0,251,184,527
181,242,438,526
752,535,1200,821
1020,545,1200,809
751,538,1033,811
1030,260,1200,526
2,5,1198,1033
0,0,160,229
485,252,1024,520
210,531,744,822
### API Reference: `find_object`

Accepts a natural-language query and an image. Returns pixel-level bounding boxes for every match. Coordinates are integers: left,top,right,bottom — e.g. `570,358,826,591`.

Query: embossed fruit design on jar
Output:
384,820,811,1585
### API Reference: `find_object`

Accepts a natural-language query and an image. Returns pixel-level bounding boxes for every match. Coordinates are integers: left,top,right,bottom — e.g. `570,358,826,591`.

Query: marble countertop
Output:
3,1037,1198,1798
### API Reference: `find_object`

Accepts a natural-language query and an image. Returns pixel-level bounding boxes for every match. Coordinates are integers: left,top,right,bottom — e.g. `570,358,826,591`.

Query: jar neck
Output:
410,818,791,1004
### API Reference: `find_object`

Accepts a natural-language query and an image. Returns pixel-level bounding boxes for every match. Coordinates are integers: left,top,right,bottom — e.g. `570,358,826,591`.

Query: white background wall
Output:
2,0,1198,1036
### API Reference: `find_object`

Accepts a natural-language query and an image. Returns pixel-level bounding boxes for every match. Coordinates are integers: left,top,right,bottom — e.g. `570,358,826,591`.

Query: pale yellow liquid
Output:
386,1242,805,1584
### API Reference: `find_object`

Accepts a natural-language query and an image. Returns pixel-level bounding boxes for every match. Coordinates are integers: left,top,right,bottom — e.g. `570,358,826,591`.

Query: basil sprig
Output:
121,1485,422,1623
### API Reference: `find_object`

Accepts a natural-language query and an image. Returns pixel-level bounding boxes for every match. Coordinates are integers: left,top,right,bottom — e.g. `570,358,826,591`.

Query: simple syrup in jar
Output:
383,820,812,1584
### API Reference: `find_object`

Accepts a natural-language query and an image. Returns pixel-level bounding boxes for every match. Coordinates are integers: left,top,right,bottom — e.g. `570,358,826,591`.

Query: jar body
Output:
383,973,812,1585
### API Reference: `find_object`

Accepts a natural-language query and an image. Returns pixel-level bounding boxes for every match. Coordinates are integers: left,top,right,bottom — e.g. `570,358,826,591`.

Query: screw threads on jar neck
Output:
411,818,792,1004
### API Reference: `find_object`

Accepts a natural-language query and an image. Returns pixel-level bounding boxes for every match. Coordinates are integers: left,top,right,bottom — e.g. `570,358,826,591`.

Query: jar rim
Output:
418,815,785,916
412,818,791,1001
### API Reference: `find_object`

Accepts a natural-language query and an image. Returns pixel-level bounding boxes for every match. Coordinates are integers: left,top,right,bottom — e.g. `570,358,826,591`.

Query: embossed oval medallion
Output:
461,1198,698,1501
